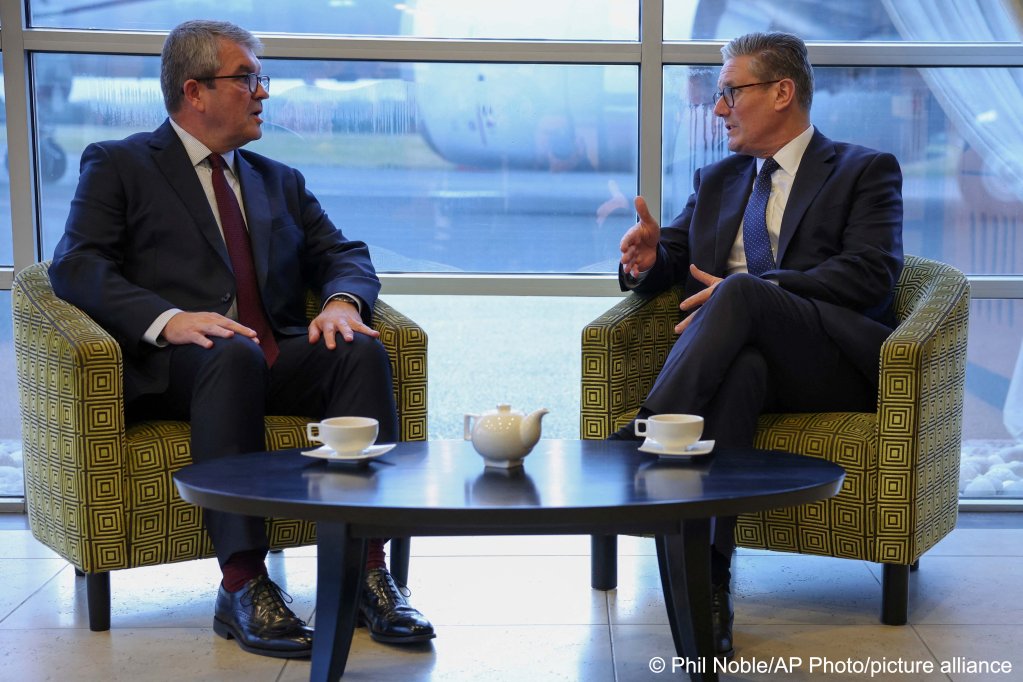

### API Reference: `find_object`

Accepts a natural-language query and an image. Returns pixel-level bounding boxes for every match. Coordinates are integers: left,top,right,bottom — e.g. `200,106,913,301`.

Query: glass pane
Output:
30,1,639,40
662,65,1023,276
383,295,620,439
0,293,24,497
965,299,1023,500
35,54,638,273
664,0,1022,42
0,54,11,267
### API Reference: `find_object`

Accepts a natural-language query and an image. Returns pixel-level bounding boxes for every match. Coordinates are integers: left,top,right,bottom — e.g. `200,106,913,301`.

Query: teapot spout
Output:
519,408,550,448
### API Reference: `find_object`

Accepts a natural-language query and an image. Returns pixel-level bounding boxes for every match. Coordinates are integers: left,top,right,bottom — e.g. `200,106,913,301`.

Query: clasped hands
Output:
620,196,722,334
162,298,377,350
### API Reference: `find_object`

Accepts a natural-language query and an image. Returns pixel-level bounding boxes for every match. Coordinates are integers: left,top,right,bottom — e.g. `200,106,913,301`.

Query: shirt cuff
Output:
324,293,362,315
144,308,182,347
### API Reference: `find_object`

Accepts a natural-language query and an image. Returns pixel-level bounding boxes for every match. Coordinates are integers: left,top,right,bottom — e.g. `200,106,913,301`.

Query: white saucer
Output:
300,443,396,464
638,439,715,459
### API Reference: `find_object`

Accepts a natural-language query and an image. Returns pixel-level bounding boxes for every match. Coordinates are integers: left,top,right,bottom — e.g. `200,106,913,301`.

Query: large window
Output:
4,0,1023,503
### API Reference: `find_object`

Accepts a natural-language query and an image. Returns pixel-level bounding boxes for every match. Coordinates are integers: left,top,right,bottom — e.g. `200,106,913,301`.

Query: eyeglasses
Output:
712,80,781,108
197,73,270,94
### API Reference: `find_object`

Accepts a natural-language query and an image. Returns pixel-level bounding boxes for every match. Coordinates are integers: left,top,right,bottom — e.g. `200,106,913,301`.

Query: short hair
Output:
161,20,262,113
721,32,814,111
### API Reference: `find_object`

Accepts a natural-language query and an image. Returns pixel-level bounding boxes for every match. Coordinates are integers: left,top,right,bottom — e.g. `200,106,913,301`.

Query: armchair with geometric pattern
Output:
12,260,427,631
580,254,969,625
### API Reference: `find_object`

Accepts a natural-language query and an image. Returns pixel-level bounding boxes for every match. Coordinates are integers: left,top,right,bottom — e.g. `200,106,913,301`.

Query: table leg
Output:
656,519,716,682
311,521,366,682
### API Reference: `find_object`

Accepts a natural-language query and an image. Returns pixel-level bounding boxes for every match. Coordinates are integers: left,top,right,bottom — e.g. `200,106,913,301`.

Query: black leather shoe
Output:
359,567,435,644
213,574,313,658
711,583,735,659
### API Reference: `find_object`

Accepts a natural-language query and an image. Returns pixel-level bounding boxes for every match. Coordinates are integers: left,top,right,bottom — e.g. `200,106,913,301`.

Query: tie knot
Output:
760,157,779,177
209,153,227,171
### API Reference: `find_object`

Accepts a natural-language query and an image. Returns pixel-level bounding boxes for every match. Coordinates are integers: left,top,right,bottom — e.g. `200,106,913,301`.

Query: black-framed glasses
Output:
197,73,270,94
712,80,781,108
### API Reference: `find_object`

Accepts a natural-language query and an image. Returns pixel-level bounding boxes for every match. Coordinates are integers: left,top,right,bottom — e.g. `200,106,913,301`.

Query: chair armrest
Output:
875,257,970,555
13,261,128,569
580,287,685,439
373,299,428,442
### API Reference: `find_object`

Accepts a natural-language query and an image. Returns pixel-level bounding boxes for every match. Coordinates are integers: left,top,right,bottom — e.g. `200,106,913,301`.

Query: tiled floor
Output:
1,516,1021,681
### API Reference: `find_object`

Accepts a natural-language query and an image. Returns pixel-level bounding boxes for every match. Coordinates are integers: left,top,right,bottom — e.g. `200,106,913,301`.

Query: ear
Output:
774,78,797,111
181,79,206,112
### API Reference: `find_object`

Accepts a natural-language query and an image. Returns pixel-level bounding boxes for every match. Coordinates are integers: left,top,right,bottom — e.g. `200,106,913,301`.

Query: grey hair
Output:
161,20,263,113
721,32,814,111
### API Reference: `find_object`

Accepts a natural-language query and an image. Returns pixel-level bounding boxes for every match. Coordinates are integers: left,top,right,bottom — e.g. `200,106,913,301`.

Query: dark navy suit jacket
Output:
624,129,905,389
51,119,381,400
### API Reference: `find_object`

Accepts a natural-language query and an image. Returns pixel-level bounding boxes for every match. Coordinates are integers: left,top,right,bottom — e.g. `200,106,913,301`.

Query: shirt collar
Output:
168,117,237,172
756,124,814,176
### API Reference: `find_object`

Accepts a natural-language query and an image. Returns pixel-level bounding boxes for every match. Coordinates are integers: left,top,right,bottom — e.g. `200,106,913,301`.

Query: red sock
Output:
366,538,387,571
222,549,268,592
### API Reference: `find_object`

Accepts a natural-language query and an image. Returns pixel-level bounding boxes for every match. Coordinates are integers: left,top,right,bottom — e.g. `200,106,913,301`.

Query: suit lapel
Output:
236,152,273,285
148,121,231,267
777,131,836,263
715,160,755,270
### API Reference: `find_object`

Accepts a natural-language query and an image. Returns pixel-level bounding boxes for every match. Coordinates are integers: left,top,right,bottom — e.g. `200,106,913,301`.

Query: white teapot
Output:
464,403,549,468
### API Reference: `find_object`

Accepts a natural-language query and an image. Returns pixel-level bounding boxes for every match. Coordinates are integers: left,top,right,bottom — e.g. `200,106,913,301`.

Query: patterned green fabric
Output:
580,255,970,565
13,261,428,573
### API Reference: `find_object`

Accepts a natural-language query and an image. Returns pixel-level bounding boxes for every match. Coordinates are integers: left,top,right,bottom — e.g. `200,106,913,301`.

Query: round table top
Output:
173,440,844,532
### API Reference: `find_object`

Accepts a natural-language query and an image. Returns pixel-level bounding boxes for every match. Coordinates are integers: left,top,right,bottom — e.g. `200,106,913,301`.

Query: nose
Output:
713,96,729,117
254,82,269,100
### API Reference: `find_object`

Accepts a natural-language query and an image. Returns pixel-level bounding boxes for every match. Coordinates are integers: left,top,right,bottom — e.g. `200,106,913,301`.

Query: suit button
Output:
221,293,232,303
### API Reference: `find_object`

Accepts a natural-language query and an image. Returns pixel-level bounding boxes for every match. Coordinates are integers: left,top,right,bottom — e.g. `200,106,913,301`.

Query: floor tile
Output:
915,625,1023,681
0,558,66,623
0,557,317,630
393,555,609,626
0,628,287,682
867,556,1023,625
0,529,60,559
611,623,945,681
278,625,615,682
926,527,1023,557
610,552,881,626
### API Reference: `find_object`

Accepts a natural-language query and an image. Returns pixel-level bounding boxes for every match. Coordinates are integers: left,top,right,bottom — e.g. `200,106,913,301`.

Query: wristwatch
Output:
329,293,360,309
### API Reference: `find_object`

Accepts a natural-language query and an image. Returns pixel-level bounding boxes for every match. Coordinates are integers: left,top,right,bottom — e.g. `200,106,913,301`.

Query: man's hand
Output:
619,196,661,278
675,264,723,334
162,311,259,348
308,298,379,349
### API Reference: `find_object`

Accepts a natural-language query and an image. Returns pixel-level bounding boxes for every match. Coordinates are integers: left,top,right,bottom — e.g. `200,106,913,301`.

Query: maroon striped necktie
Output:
208,153,279,366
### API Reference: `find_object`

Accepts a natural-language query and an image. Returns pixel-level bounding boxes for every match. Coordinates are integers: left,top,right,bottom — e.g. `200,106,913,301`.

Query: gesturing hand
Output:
619,196,661,278
674,265,723,334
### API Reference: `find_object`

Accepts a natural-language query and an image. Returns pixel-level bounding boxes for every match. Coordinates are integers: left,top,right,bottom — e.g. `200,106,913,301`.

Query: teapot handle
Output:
463,414,478,441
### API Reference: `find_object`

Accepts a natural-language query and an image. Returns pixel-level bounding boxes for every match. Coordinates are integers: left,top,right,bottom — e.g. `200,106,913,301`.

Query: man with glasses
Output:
50,20,434,659
615,31,903,658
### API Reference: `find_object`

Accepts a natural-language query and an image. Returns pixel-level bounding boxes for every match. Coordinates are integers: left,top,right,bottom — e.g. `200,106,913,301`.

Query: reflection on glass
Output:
966,299,1023,499
0,293,23,497
664,0,1021,42
30,0,639,40
0,54,10,266
383,295,619,440
34,54,638,273
662,65,1023,277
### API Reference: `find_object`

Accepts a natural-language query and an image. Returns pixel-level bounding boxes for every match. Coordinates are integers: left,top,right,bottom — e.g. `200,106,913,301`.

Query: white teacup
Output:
306,416,379,454
634,414,703,450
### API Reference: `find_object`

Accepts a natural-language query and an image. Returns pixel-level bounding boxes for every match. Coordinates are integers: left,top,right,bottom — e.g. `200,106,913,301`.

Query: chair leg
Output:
389,537,411,586
591,535,618,590
86,572,112,632
881,563,909,626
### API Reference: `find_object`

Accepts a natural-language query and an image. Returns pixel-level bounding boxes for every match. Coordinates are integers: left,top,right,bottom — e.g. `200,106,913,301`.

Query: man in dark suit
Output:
615,32,903,658
50,20,434,658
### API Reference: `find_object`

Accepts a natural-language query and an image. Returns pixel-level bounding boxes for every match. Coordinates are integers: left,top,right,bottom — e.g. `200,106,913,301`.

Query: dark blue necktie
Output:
742,157,779,276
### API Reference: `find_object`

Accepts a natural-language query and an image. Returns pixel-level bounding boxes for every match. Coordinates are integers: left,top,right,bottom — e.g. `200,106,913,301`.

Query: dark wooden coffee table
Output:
174,439,844,681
